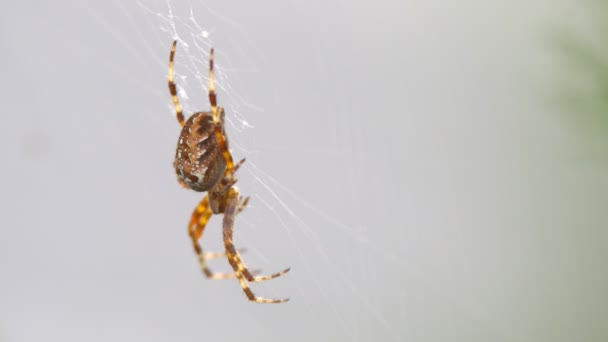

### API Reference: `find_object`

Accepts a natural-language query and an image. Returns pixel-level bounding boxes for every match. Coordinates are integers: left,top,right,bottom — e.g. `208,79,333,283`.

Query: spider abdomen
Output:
174,112,226,192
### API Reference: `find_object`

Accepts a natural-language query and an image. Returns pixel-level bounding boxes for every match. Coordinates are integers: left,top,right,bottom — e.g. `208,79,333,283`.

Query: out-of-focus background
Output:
0,0,606,341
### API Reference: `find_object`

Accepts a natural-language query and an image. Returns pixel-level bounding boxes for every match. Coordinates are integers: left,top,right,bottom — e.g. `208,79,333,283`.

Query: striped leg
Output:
189,195,237,280
168,40,185,127
207,48,235,172
223,189,290,303
237,196,250,215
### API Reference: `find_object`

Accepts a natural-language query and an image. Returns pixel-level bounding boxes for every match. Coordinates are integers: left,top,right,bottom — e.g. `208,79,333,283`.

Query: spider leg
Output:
236,196,250,215
223,189,290,303
203,248,247,260
168,40,185,127
233,158,246,172
225,196,288,283
218,159,247,194
208,48,235,172
189,195,239,280
233,194,288,282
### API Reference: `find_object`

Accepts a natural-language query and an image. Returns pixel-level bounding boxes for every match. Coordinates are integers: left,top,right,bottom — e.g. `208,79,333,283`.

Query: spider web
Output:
130,0,403,339
111,1,515,340
94,1,538,340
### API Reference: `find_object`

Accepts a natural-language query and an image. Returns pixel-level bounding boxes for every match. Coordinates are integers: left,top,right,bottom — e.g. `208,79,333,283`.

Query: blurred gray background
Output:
0,0,606,341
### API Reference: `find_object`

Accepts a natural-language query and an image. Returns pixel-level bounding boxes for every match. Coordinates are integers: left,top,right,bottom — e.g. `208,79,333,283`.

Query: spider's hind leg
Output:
189,195,238,280
222,189,290,303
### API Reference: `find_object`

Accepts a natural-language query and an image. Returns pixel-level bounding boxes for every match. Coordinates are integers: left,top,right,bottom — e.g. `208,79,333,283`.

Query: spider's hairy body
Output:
174,110,227,193
168,40,289,303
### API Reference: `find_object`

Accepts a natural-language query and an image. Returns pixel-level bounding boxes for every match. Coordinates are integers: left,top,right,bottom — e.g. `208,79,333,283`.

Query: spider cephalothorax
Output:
168,40,289,303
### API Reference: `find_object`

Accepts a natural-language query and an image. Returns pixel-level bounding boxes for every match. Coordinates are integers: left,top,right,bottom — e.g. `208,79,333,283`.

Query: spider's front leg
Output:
222,187,290,303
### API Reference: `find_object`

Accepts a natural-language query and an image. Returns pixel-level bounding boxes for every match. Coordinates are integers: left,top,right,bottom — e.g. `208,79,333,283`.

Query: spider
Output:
168,40,290,303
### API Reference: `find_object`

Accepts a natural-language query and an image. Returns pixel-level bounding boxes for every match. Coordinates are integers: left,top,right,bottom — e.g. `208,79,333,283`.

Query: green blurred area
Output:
555,0,608,159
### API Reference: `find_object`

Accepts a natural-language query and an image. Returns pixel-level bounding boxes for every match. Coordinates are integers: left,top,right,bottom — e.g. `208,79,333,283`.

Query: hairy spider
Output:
168,40,289,303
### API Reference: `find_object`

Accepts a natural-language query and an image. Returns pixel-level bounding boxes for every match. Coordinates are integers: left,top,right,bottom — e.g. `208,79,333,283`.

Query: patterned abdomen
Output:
174,112,226,192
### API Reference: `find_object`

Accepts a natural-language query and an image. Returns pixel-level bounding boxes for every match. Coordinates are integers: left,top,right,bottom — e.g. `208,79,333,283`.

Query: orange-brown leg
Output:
223,189,290,303
168,40,185,127
207,48,235,171
189,195,238,279
237,196,250,215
